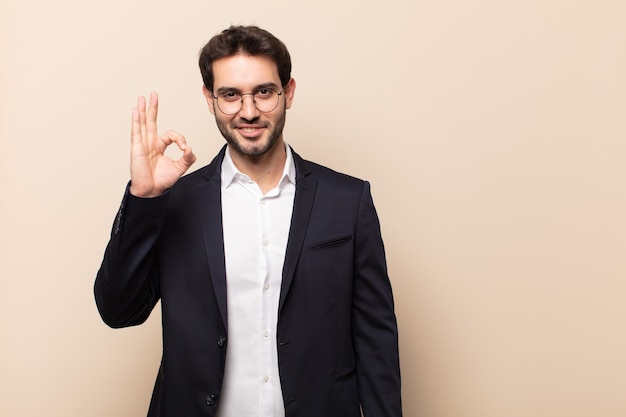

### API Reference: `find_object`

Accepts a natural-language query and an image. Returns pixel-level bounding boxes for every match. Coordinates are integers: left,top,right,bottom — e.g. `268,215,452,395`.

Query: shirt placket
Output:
259,194,273,416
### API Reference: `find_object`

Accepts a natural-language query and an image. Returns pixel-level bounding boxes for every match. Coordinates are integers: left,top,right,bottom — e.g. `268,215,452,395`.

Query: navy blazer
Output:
95,147,402,417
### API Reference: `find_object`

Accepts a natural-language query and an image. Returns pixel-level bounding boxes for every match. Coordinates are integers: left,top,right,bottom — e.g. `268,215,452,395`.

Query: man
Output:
95,25,402,417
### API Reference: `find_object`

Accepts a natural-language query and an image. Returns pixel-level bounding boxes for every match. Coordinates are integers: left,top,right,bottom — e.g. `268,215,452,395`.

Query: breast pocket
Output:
300,234,354,301
308,235,353,251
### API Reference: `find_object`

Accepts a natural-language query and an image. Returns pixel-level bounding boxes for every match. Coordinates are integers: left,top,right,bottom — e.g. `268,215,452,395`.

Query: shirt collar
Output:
221,143,296,189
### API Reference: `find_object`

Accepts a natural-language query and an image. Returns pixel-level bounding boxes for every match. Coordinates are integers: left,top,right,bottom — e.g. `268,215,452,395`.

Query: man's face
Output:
203,54,295,160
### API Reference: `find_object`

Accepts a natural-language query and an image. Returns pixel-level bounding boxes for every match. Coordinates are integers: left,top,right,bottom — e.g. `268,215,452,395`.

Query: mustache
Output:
237,116,261,125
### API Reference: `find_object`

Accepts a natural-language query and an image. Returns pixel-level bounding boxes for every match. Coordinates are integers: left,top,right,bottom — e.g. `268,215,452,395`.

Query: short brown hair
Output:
199,25,292,91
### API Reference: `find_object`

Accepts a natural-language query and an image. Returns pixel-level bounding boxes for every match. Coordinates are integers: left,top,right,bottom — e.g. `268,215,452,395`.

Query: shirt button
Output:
263,331,269,337
263,376,269,383
263,240,269,246
264,284,270,291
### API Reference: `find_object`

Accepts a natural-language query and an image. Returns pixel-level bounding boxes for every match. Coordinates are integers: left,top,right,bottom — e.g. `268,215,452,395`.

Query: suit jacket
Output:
94,146,402,417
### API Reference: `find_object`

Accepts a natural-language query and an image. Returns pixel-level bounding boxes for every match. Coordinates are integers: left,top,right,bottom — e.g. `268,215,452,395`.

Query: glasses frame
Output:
212,88,284,115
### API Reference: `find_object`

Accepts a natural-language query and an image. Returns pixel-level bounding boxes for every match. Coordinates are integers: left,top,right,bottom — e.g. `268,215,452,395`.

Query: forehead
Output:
212,54,281,90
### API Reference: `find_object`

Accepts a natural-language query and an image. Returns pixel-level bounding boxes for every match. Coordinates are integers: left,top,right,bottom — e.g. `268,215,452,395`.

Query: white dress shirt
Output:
216,144,296,417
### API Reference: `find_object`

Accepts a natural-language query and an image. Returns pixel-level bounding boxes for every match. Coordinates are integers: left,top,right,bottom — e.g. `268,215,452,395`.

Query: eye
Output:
256,88,273,98
221,92,240,101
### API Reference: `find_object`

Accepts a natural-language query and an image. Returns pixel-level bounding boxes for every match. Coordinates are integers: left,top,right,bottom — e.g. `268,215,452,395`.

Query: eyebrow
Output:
215,82,281,95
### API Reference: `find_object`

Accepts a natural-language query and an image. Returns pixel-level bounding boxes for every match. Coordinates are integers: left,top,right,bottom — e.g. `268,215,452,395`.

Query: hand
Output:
129,92,196,197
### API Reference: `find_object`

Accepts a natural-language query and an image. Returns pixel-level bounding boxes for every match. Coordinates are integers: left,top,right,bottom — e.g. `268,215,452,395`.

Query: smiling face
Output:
203,53,296,161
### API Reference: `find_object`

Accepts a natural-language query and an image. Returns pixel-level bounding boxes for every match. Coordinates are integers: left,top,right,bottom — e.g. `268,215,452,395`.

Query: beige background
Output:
1,1,625,416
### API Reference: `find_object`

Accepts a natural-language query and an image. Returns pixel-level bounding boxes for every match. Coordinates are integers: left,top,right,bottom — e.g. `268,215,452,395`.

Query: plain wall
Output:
1,1,625,416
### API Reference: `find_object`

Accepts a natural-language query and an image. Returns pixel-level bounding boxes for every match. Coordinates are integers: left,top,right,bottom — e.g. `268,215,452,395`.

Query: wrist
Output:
129,183,165,198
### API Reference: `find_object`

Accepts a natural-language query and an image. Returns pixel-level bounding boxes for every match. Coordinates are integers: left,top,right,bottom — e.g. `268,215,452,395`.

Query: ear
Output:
283,78,296,110
202,85,216,115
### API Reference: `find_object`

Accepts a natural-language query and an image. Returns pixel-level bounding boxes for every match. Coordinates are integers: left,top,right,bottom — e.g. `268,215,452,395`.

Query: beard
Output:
215,107,287,158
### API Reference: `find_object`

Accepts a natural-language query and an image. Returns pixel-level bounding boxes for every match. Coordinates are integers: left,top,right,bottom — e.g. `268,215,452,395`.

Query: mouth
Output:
235,125,266,139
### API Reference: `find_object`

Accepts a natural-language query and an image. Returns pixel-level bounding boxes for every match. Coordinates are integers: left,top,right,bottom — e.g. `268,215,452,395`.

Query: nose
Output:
238,94,260,119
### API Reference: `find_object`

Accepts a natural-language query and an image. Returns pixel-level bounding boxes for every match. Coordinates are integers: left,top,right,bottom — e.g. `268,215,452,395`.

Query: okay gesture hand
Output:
129,92,196,197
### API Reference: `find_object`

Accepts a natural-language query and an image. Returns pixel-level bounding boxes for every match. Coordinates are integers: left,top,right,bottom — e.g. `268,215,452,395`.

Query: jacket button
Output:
206,394,216,406
217,336,226,348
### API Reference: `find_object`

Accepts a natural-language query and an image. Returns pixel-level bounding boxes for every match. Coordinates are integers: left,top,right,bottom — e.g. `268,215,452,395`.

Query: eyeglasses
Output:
212,88,283,115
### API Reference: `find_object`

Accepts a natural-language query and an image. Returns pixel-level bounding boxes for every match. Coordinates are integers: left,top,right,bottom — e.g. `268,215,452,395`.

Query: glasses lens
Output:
254,89,279,113
217,94,241,115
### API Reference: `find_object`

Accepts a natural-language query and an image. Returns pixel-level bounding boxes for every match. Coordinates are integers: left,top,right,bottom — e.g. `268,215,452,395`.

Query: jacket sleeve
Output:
94,185,169,328
353,181,403,417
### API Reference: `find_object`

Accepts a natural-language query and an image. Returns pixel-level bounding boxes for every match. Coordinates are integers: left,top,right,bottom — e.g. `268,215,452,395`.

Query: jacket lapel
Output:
279,151,317,314
196,146,228,329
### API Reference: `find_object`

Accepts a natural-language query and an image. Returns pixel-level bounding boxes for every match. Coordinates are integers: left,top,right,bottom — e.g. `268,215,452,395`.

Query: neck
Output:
229,140,287,194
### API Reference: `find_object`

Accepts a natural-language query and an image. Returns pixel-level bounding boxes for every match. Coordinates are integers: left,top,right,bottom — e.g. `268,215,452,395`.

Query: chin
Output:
232,132,283,157
229,138,271,158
